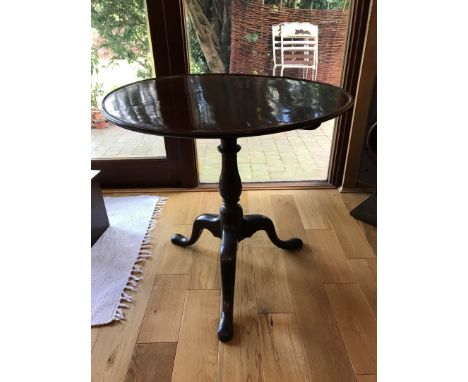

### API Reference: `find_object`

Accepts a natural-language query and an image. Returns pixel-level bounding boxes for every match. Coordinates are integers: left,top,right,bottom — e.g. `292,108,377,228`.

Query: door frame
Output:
328,0,374,188
341,0,377,189
91,0,198,188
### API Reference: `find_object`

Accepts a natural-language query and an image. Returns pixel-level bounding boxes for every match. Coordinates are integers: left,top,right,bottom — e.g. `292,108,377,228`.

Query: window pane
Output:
91,0,166,159
184,0,351,182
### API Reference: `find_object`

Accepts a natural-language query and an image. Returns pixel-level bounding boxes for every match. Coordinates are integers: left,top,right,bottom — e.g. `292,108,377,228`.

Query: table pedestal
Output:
171,138,303,342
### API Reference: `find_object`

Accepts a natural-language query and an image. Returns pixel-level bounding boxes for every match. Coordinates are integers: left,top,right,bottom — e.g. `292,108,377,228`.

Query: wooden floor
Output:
92,189,377,382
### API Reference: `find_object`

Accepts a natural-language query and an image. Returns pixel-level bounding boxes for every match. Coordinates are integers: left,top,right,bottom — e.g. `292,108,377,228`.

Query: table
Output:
102,74,353,342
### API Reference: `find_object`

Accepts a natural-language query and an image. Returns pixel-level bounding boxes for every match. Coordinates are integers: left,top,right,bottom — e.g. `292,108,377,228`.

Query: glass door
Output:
91,0,197,188
183,0,351,184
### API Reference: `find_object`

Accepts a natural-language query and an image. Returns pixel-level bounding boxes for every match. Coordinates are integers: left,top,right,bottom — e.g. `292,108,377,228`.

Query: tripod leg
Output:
242,214,303,250
171,214,221,247
217,228,238,342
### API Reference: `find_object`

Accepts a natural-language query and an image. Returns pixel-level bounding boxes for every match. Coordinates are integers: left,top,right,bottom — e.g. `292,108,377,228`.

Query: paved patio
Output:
91,119,334,182
91,124,166,158
196,120,334,182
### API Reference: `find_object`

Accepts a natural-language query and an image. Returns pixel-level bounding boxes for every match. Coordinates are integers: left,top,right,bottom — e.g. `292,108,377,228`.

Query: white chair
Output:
272,22,318,81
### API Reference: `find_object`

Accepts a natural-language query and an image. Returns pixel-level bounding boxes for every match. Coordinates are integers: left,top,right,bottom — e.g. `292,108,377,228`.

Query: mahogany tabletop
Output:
101,74,353,139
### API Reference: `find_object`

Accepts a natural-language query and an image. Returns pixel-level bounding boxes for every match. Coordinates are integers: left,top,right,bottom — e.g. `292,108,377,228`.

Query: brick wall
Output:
230,1,350,86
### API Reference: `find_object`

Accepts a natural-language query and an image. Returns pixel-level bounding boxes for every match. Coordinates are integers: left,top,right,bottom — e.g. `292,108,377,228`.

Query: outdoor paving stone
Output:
269,172,290,178
204,173,221,179
250,160,267,166
92,123,166,158
297,154,313,160
240,173,253,179
266,158,285,165
93,120,335,182
249,156,268,162
315,139,332,146
252,169,269,175
104,151,122,157
295,151,311,158
249,151,266,156
314,155,329,162
274,137,291,142
256,142,278,152
268,168,286,173
281,158,299,165
278,169,299,175
279,152,297,158
316,165,329,172
260,135,275,144
315,138,332,144
313,154,332,162
275,142,293,148
265,160,284,167
254,169,270,174
251,170,269,177
305,142,325,149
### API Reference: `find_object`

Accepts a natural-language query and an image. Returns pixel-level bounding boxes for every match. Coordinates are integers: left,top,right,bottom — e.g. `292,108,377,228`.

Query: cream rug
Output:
91,195,166,326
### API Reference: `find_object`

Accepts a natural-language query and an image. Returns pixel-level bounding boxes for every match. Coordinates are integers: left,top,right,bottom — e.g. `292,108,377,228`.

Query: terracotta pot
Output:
91,110,108,129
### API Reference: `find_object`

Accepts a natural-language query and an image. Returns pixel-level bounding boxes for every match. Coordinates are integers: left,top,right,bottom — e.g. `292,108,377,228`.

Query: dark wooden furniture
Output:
102,74,353,341
91,170,110,246
350,122,377,226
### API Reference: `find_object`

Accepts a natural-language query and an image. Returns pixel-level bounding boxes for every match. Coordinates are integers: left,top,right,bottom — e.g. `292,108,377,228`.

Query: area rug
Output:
91,195,166,326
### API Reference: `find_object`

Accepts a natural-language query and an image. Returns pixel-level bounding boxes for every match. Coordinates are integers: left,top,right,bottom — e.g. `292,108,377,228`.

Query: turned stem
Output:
218,139,243,230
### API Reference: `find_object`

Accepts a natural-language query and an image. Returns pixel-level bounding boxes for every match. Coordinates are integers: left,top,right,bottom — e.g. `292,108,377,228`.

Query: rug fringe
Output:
112,197,167,322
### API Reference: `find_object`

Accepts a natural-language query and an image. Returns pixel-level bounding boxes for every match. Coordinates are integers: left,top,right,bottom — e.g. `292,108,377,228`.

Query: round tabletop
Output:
101,74,353,139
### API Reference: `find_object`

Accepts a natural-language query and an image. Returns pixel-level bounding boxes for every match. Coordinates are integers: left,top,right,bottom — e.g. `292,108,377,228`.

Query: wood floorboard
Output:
252,247,294,313
349,259,377,317
355,375,377,382
137,275,188,343
246,191,280,247
325,284,377,375
306,229,357,283
339,192,371,212
124,343,177,382
92,190,376,382
317,191,376,259
339,193,377,253
169,192,220,225
92,327,101,351
294,190,331,229
258,313,312,382
270,194,357,382
154,225,194,275
171,290,220,382
188,231,221,290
